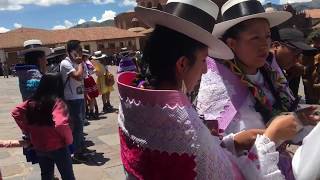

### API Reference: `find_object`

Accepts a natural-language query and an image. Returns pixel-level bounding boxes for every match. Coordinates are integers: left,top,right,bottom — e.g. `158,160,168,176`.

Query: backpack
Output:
105,72,115,86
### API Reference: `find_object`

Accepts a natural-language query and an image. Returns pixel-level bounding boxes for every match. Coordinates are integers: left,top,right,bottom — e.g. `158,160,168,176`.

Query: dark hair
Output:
222,22,249,42
26,73,65,126
137,25,207,88
24,51,45,67
222,18,269,41
66,40,81,54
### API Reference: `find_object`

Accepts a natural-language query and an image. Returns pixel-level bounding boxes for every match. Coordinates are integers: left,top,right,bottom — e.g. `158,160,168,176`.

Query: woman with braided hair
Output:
196,0,320,179
115,0,313,179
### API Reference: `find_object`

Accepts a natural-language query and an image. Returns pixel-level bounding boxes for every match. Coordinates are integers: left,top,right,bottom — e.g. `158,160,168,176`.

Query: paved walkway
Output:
0,66,125,180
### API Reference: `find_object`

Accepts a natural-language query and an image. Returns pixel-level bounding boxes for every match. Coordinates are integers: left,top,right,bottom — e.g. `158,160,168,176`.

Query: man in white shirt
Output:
60,40,94,162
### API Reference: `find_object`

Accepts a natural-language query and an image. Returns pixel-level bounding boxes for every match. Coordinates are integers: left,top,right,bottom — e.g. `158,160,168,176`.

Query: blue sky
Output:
0,0,310,33
0,0,136,32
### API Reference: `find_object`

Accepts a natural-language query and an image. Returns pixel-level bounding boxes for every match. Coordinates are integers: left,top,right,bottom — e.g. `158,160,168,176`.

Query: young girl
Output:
92,52,114,112
12,73,75,180
83,50,99,120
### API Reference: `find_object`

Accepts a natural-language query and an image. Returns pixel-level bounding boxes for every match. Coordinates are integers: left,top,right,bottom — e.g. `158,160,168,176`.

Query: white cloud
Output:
0,27,10,33
52,9,116,30
90,10,116,22
91,16,98,22
0,4,23,11
52,25,66,30
78,18,86,24
14,23,22,28
64,20,74,27
99,10,116,22
122,0,137,6
52,20,75,30
0,0,115,11
280,0,311,3
93,0,115,4
258,0,266,4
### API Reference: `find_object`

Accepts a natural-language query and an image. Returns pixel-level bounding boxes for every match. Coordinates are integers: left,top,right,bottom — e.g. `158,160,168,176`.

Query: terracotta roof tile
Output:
0,27,144,49
305,9,320,19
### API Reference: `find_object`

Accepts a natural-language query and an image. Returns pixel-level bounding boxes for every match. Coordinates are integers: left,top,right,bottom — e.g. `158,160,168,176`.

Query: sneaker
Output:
93,113,99,120
106,102,113,109
72,154,88,164
87,112,94,120
106,106,114,113
103,105,108,113
84,119,90,126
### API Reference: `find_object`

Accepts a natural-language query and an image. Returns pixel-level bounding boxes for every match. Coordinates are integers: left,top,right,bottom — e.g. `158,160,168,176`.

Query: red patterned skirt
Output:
84,76,99,98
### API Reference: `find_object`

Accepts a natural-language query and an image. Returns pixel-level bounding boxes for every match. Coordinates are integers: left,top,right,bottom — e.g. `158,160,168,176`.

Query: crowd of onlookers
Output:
0,39,139,179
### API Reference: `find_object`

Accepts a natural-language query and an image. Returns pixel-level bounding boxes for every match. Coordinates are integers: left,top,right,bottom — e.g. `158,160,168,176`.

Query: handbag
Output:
105,72,115,86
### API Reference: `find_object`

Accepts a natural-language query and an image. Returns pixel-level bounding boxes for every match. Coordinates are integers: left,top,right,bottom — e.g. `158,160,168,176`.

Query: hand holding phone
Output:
70,50,82,64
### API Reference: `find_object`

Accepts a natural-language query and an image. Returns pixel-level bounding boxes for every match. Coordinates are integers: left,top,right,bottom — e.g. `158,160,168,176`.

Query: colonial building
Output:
278,4,313,34
114,0,166,31
0,27,144,64
136,0,167,9
305,9,320,25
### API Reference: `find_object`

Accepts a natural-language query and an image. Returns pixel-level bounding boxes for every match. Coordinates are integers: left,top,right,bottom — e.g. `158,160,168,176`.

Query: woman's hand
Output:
234,129,265,152
264,114,299,145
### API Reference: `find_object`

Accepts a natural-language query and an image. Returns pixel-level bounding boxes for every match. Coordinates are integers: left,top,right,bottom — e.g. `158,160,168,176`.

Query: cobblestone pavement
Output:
0,66,125,180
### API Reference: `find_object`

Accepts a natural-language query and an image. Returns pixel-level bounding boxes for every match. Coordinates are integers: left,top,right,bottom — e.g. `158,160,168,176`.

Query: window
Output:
109,43,115,49
120,42,125,48
128,41,133,47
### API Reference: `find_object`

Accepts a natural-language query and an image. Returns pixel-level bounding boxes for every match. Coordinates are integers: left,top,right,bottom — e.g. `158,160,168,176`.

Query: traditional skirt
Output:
84,76,99,98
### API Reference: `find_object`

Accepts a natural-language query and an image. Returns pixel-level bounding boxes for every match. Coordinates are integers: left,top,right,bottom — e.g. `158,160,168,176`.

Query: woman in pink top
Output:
12,73,75,180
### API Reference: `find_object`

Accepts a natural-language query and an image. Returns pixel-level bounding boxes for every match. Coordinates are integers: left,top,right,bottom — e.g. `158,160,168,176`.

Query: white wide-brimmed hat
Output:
135,0,234,59
213,0,292,37
92,51,107,60
47,46,66,59
19,39,51,56
82,49,91,57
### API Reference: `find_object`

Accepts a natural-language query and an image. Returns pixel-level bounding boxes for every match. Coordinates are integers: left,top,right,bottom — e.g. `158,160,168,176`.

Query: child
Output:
92,52,114,112
11,73,75,180
83,50,99,120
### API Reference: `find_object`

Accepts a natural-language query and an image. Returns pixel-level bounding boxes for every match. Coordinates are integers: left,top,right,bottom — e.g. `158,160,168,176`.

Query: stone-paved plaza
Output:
0,66,125,180
0,65,307,180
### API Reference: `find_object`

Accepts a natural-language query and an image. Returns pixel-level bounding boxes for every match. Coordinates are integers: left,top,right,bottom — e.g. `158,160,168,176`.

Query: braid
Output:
219,59,273,123
219,57,295,123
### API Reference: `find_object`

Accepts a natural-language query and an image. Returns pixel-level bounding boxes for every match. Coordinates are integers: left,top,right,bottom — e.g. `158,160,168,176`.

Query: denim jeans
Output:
66,99,85,154
37,147,75,180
